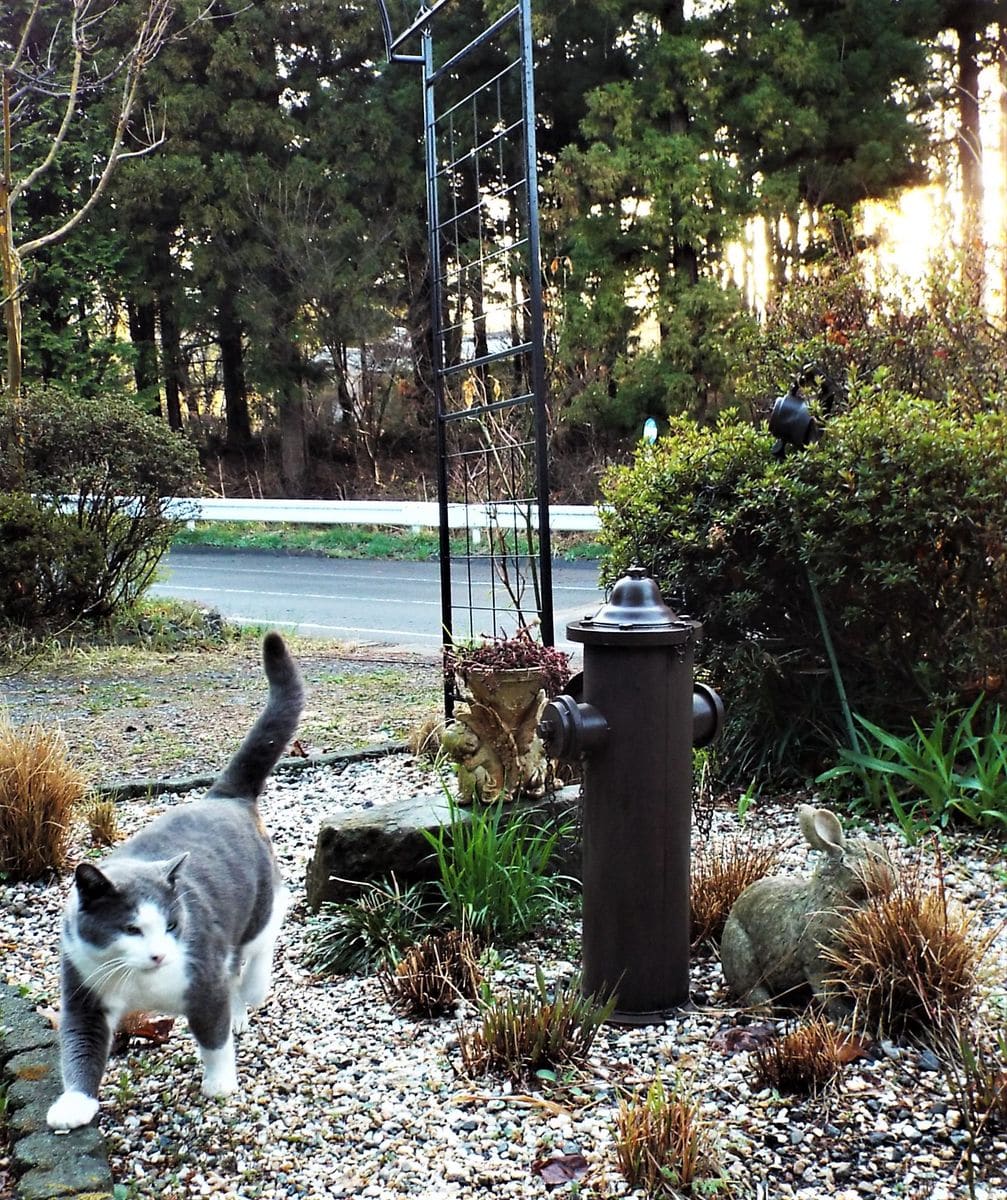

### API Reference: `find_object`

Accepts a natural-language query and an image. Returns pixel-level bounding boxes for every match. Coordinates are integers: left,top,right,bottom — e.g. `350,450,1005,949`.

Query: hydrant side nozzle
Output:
539,694,609,761
692,682,725,748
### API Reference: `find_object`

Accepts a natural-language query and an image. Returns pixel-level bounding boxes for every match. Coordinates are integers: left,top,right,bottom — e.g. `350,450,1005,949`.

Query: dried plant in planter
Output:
690,836,780,949
379,929,483,1018
823,848,996,1040
441,630,572,803
751,1016,852,1095
615,1072,730,1199
458,969,615,1084
0,717,86,880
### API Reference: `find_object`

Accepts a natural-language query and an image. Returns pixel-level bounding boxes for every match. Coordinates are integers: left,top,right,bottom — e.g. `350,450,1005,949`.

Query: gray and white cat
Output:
47,631,304,1130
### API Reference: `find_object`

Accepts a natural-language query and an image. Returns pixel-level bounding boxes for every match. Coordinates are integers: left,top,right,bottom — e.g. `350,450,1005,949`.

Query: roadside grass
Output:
173,522,605,561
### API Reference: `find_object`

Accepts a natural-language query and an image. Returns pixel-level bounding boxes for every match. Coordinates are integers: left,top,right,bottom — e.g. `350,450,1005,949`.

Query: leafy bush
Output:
600,390,1007,781
0,717,86,880
735,253,1007,416
0,385,201,628
818,698,1007,837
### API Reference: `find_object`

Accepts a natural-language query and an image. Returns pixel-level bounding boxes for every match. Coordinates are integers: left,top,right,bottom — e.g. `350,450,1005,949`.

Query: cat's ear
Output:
74,862,116,907
164,853,189,888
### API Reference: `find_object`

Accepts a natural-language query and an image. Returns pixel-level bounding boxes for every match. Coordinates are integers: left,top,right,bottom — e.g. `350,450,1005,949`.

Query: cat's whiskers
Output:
81,956,135,995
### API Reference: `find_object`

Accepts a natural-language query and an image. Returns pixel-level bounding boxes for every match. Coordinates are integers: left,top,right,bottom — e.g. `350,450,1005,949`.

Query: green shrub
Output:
600,389,1007,781
0,385,201,628
303,877,435,975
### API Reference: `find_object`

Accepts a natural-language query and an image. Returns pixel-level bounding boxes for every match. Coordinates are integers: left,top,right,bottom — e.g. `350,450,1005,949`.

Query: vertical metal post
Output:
519,0,554,646
422,28,454,712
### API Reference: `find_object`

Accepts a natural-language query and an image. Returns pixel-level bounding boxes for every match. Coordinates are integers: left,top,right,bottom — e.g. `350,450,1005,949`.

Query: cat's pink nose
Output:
150,953,165,966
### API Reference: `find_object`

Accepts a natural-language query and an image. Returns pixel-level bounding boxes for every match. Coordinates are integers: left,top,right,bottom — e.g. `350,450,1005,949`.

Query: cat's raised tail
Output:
206,631,305,801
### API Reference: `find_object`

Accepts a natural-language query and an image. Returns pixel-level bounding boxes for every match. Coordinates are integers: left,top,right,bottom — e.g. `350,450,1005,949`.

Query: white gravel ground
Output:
2,753,1006,1200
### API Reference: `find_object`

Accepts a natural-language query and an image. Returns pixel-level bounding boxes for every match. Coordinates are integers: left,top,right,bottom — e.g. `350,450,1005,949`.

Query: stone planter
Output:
439,665,550,803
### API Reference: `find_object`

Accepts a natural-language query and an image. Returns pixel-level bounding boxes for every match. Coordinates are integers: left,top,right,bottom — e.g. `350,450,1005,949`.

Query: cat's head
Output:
67,855,189,974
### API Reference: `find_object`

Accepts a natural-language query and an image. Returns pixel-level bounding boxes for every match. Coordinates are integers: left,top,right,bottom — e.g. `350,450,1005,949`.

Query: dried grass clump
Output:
407,714,445,761
615,1073,728,1199
83,797,120,847
823,852,994,1040
458,970,615,1084
380,929,483,1018
690,836,780,948
0,717,86,880
751,1016,847,1095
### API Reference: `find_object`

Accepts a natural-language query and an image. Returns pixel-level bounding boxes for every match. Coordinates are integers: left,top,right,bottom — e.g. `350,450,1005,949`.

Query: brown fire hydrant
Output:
539,566,723,1022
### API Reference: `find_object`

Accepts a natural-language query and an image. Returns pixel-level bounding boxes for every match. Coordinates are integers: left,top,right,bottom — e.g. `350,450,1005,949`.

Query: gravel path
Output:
2,753,1006,1200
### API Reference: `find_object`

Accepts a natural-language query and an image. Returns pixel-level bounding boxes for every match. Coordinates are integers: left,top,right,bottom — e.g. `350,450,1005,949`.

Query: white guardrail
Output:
165,497,603,534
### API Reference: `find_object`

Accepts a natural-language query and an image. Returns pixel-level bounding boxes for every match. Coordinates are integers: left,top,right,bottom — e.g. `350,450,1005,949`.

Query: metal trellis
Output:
377,0,554,706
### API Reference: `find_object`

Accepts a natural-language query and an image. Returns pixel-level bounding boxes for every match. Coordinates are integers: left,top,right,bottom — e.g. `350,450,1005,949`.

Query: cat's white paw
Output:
201,1071,238,1098
231,1005,249,1035
47,1090,99,1130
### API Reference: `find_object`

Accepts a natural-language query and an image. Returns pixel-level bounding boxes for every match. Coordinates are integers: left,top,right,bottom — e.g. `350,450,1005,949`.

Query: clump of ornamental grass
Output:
457,969,615,1085
615,1072,730,1199
304,876,434,975
379,928,483,1018
751,1015,849,1095
690,836,780,949
823,849,995,1040
0,716,86,880
83,796,120,847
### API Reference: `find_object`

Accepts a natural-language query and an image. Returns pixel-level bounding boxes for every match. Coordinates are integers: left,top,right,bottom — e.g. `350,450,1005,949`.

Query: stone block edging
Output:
0,983,113,1199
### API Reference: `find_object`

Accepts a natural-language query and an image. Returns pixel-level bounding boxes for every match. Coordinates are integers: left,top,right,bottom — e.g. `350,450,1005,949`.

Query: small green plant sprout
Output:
823,849,996,1041
0,715,87,880
614,1072,731,1199
303,876,434,975
457,969,616,1085
690,837,780,950
735,777,759,825
379,928,483,1019
817,698,1007,839
751,1015,851,1095
422,795,576,944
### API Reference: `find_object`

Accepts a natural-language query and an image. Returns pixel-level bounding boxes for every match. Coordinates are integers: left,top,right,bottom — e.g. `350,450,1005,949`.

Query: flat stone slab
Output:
305,785,580,910
1,982,113,1200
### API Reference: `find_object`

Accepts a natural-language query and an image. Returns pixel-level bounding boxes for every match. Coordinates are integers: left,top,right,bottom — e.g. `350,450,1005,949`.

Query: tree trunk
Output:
126,298,160,399
158,285,183,430
279,381,308,495
956,19,984,301
218,288,251,450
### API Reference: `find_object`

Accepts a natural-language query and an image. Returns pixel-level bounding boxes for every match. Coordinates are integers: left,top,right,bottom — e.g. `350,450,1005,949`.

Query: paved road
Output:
151,547,606,654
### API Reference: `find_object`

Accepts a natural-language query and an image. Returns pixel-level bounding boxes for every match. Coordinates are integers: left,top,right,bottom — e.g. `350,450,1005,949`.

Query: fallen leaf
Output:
289,738,309,758
711,1023,777,1054
533,1154,589,1187
38,1005,60,1030
836,1033,872,1064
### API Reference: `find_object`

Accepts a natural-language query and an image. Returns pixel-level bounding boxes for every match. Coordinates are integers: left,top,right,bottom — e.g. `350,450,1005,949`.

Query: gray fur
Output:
47,632,304,1130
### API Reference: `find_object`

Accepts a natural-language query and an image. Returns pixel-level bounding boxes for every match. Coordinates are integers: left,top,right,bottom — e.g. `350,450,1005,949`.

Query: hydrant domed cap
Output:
594,566,677,626
567,566,699,645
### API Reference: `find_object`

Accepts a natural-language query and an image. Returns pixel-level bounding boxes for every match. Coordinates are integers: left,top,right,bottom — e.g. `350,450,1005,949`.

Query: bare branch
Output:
14,0,176,259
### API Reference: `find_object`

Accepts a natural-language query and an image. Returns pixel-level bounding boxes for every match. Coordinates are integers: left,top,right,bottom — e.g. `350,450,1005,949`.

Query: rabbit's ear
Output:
798,805,846,854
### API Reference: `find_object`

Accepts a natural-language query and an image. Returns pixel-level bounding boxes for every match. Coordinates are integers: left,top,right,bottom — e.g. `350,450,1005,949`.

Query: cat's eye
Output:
166,919,178,932
124,924,141,936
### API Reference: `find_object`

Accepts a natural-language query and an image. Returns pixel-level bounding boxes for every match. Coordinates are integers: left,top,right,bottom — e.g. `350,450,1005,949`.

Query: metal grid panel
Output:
380,0,553,691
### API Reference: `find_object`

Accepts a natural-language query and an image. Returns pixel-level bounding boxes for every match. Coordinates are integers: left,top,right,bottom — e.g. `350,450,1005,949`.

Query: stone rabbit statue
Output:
719,804,894,1013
